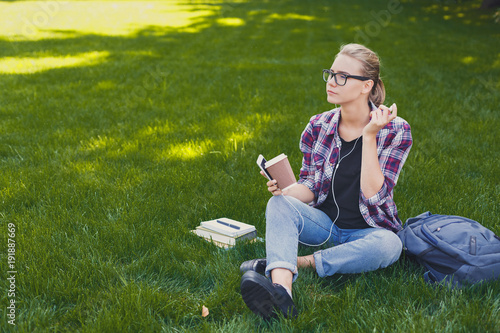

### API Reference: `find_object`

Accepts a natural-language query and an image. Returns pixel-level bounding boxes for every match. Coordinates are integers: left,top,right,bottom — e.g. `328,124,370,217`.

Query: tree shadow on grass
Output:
1,0,497,144
1,0,498,243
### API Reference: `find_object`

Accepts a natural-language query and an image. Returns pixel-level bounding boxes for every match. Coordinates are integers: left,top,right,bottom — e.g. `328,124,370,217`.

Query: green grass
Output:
0,0,499,331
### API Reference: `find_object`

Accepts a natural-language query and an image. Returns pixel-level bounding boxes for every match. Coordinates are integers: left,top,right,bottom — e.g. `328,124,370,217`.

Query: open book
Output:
257,153,297,190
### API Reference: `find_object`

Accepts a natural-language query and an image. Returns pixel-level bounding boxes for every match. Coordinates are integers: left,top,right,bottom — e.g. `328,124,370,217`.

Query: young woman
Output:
240,43,413,320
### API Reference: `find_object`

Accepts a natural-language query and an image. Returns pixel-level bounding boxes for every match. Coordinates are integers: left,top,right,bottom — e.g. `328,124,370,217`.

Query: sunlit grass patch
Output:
0,1,219,40
216,17,246,26
265,13,318,22
159,139,215,161
0,51,109,74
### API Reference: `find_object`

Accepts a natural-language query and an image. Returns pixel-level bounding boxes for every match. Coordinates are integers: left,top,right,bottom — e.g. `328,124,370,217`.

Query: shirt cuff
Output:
297,178,315,193
361,181,389,206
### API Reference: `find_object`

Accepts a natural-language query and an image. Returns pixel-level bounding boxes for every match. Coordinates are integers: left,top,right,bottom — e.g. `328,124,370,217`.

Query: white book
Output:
192,226,257,246
200,218,256,238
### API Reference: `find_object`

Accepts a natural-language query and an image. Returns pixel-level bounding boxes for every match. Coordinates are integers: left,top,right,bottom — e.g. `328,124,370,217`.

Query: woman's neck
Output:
340,100,371,131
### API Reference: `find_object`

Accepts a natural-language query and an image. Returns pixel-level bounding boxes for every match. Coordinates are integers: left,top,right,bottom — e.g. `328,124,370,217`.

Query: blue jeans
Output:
265,195,402,282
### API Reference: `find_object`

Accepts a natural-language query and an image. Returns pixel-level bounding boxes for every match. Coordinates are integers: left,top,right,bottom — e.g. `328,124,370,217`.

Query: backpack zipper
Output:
421,225,438,245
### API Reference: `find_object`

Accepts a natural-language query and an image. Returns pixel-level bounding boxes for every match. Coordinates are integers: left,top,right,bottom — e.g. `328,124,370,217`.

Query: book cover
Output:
190,232,231,249
200,218,256,238
262,153,297,190
192,227,257,246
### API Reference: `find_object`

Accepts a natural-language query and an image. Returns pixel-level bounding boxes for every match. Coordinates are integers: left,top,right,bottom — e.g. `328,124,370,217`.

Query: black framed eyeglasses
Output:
322,69,371,86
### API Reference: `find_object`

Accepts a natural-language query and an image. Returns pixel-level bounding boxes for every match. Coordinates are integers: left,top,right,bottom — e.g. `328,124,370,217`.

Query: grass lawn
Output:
0,0,499,331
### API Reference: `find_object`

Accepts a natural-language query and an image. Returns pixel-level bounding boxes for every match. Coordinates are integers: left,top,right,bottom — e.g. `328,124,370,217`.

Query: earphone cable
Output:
281,136,360,247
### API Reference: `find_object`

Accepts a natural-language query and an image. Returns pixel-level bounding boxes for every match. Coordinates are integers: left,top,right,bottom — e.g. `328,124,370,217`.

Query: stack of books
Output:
192,218,257,248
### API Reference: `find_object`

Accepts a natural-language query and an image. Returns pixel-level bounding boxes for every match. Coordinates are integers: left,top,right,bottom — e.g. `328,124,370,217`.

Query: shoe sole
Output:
240,271,278,320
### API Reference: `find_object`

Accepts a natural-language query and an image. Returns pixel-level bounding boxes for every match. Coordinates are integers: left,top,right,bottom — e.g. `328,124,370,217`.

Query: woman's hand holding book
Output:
260,171,282,196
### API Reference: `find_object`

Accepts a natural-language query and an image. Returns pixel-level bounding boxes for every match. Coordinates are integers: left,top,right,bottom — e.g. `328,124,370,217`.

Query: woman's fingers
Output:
373,104,397,124
267,179,281,195
389,103,397,121
262,172,281,195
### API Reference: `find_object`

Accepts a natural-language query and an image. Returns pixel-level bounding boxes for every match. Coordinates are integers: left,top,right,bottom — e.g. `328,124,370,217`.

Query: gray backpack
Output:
397,211,500,287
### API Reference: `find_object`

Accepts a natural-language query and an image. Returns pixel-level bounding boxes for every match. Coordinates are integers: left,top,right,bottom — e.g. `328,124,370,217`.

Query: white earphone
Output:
282,136,360,247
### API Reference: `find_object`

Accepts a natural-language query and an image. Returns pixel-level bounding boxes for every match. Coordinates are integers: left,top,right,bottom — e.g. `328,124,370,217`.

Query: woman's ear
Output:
361,79,374,94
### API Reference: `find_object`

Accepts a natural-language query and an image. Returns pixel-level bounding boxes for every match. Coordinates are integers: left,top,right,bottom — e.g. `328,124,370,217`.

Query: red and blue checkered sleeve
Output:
363,118,413,206
297,120,316,193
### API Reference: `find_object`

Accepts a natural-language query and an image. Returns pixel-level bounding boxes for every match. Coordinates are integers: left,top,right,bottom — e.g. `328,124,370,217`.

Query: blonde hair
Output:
337,43,385,107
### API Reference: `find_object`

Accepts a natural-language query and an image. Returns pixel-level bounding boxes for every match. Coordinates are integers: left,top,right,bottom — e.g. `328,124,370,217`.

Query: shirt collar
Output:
327,101,377,136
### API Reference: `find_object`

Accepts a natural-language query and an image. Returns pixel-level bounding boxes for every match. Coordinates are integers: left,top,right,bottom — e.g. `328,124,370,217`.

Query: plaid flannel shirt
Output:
297,105,412,232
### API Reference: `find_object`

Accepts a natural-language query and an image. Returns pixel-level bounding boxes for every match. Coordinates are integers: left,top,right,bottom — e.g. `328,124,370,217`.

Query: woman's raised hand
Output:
363,103,397,137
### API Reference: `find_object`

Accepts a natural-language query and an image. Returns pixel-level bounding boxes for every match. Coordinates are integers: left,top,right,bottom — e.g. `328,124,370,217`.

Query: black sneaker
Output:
240,270,298,320
239,258,266,275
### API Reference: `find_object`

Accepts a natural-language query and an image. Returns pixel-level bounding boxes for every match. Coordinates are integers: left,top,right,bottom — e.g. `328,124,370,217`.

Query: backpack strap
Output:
405,211,432,226
423,271,437,284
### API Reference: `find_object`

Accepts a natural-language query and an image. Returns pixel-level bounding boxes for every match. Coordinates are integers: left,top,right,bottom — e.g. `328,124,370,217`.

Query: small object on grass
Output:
202,305,209,317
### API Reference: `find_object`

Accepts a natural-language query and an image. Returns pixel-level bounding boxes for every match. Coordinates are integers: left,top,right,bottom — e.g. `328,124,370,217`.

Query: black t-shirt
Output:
317,136,369,229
